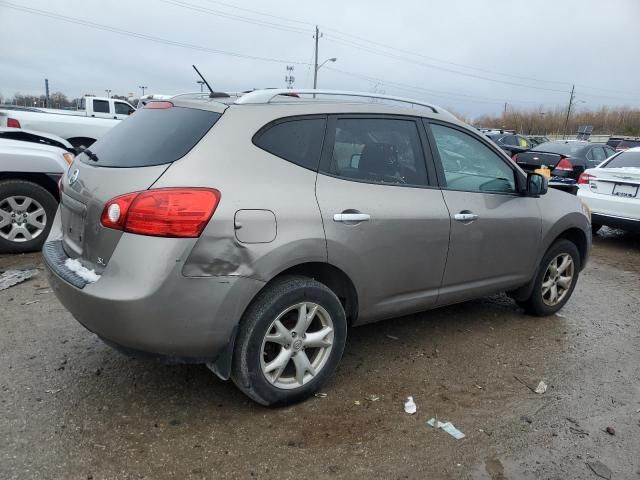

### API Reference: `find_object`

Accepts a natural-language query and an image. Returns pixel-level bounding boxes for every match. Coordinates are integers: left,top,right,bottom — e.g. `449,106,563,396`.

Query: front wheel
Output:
520,239,581,316
0,180,58,253
231,276,347,406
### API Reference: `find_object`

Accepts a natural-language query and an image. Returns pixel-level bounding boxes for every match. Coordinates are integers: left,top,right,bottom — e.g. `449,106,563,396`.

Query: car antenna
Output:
192,64,215,97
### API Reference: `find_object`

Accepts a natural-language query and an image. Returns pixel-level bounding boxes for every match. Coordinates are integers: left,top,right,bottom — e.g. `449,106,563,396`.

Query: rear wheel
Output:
231,276,347,406
520,239,580,316
0,180,58,253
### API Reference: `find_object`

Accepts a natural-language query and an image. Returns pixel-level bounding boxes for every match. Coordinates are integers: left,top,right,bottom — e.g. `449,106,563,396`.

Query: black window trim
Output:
423,119,527,196
318,113,439,190
252,114,328,172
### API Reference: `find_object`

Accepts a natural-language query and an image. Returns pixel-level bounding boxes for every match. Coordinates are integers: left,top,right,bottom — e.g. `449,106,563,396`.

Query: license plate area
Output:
612,183,638,198
60,192,87,255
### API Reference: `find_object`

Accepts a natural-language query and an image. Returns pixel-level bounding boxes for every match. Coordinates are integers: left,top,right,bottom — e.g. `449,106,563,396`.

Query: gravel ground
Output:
1,228,639,479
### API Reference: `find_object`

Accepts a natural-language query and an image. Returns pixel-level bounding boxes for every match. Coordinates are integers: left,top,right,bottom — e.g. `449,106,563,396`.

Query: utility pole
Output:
105,89,112,99
562,84,575,139
197,80,205,93
313,25,320,91
503,102,507,114
138,85,147,97
44,78,50,108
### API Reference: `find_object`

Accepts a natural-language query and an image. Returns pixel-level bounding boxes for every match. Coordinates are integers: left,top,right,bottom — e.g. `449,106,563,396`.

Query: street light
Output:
139,85,148,97
105,89,112,99
197,80,205,93
313,57,337,90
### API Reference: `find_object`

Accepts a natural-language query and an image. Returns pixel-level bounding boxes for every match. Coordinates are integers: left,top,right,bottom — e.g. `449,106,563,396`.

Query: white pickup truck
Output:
0,96,136,148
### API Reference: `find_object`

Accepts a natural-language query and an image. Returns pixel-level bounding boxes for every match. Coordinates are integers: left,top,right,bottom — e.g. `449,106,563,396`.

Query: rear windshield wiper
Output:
75,146,99,162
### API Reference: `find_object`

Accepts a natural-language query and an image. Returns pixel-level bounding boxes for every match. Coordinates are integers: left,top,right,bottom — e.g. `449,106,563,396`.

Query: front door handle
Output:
454,212,479,223
333,213,370,222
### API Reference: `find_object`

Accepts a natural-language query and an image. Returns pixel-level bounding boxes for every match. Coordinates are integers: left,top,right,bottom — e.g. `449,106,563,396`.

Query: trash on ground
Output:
0,269,37,291
22,300,38,306
474,384,483,389
586,460,612,479
64,259,101,283
353,400,361,406
386,334,399,340
534,380,547,394
404,396,417,414
313,392,327,398
45,388,62,394
426,418,466,439
365,394,380,402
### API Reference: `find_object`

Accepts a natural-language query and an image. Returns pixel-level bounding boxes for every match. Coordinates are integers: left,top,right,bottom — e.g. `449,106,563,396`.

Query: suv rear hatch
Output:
58,102,222,272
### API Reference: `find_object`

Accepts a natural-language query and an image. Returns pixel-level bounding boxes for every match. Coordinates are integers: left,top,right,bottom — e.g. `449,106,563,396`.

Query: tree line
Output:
0,92,136,109
472,105,640,137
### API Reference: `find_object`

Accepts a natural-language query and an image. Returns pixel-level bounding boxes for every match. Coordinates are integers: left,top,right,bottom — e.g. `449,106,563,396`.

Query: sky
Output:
1,0,639,118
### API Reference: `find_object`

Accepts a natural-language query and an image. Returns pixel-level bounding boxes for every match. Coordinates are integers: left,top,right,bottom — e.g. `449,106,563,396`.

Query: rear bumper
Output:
577,187,640,231
43,235,264,360
591,213,640,232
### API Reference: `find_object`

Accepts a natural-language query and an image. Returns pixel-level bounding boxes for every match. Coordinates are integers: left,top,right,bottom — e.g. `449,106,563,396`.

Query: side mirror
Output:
526,172,548,196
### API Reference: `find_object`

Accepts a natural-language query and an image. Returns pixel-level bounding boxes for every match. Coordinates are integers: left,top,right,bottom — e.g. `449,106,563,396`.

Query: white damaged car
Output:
577,146,640,233
0,128,74,252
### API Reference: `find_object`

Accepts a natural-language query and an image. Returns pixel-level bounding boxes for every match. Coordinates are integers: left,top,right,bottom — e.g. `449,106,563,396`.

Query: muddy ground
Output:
1,229,639,479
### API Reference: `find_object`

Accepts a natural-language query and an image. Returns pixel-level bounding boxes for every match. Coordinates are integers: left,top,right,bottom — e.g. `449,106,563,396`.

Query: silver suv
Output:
44,89,591,406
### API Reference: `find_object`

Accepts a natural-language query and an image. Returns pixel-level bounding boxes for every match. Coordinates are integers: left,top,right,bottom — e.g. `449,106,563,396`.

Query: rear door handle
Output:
333,213,370,222
454,212,479,223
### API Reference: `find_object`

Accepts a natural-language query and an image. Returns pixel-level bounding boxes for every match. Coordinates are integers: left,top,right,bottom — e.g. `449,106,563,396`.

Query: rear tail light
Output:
7,117,21,128
101,188,220,237
511,153,518,163
555,157,573,171
578,172,595,185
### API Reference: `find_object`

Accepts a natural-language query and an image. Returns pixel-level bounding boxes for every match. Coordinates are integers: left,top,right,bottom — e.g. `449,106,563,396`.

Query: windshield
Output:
605,151,640,168
532,142,588,156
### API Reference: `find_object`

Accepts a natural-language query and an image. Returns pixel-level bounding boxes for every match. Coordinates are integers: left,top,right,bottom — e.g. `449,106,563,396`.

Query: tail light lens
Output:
7,118,21,128
555,157,573,171
578,172,595,185
101,188,220,237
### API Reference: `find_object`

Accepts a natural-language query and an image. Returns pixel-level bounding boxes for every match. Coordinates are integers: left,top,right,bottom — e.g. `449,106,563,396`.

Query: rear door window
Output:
114,102,133,115
92,99,110,114
253,117,326,171
325,117,428,186
84,106,221,167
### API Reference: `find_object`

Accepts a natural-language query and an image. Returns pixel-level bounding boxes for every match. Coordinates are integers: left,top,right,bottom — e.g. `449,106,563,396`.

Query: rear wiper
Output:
75,146,99,162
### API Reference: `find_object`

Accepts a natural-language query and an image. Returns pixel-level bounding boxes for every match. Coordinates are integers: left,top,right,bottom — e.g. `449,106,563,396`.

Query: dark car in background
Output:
615,138,640,152
514,141,616,193
486,132,534,157
527,135,550,147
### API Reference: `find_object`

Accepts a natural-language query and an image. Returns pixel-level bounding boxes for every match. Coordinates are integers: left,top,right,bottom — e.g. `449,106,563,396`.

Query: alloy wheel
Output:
260,302,335,390
0,196,47,243
541,253,574,306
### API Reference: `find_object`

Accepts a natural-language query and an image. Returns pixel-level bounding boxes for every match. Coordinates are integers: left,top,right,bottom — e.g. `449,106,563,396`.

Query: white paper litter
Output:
534,380,547,394
0,269,37,291
427,418,466,439
64,259,101,283
404,396,417,414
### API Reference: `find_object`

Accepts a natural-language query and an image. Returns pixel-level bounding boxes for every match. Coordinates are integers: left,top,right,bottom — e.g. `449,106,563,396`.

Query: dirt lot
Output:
1,229,639,480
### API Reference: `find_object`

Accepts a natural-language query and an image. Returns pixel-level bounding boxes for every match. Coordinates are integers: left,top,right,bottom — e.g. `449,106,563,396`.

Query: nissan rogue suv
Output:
43,89,591,406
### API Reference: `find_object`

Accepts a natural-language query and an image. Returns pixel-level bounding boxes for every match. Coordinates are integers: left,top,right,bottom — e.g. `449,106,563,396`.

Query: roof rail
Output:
234,89,446,114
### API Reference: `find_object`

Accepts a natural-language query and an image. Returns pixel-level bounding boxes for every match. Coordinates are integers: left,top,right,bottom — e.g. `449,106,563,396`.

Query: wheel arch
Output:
0,172,60,201
551,227,589,270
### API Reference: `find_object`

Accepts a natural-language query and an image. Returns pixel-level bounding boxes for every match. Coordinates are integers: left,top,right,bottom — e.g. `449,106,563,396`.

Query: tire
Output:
591,224,602,235
0,180,58,253
231,275,347,406
520,239,581,316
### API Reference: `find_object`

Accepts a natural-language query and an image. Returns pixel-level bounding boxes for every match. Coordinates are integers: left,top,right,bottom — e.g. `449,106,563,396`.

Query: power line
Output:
0,1,309,65
200,0,314,27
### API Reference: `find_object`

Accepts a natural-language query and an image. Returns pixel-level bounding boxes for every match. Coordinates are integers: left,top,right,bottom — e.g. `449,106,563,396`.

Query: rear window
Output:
253,117,326,171
605,151,640,168
84,106,221,167
617,140,640,149
532,142,588,156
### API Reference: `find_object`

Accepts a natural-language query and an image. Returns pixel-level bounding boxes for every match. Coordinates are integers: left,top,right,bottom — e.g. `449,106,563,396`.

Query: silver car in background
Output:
43,90,591,405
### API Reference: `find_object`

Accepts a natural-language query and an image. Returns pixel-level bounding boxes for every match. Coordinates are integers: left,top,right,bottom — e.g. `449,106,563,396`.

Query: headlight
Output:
579,199,592,224
63,152,75,165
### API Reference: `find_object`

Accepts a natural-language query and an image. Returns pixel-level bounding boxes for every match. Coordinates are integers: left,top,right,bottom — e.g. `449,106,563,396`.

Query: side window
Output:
93,99,110,114
604,146,615,158
328,118,427,186
114,102,133,115
516,135,531,148
253,118,326,171
588,146,606,163
430,124,516,193
502,135,517,146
